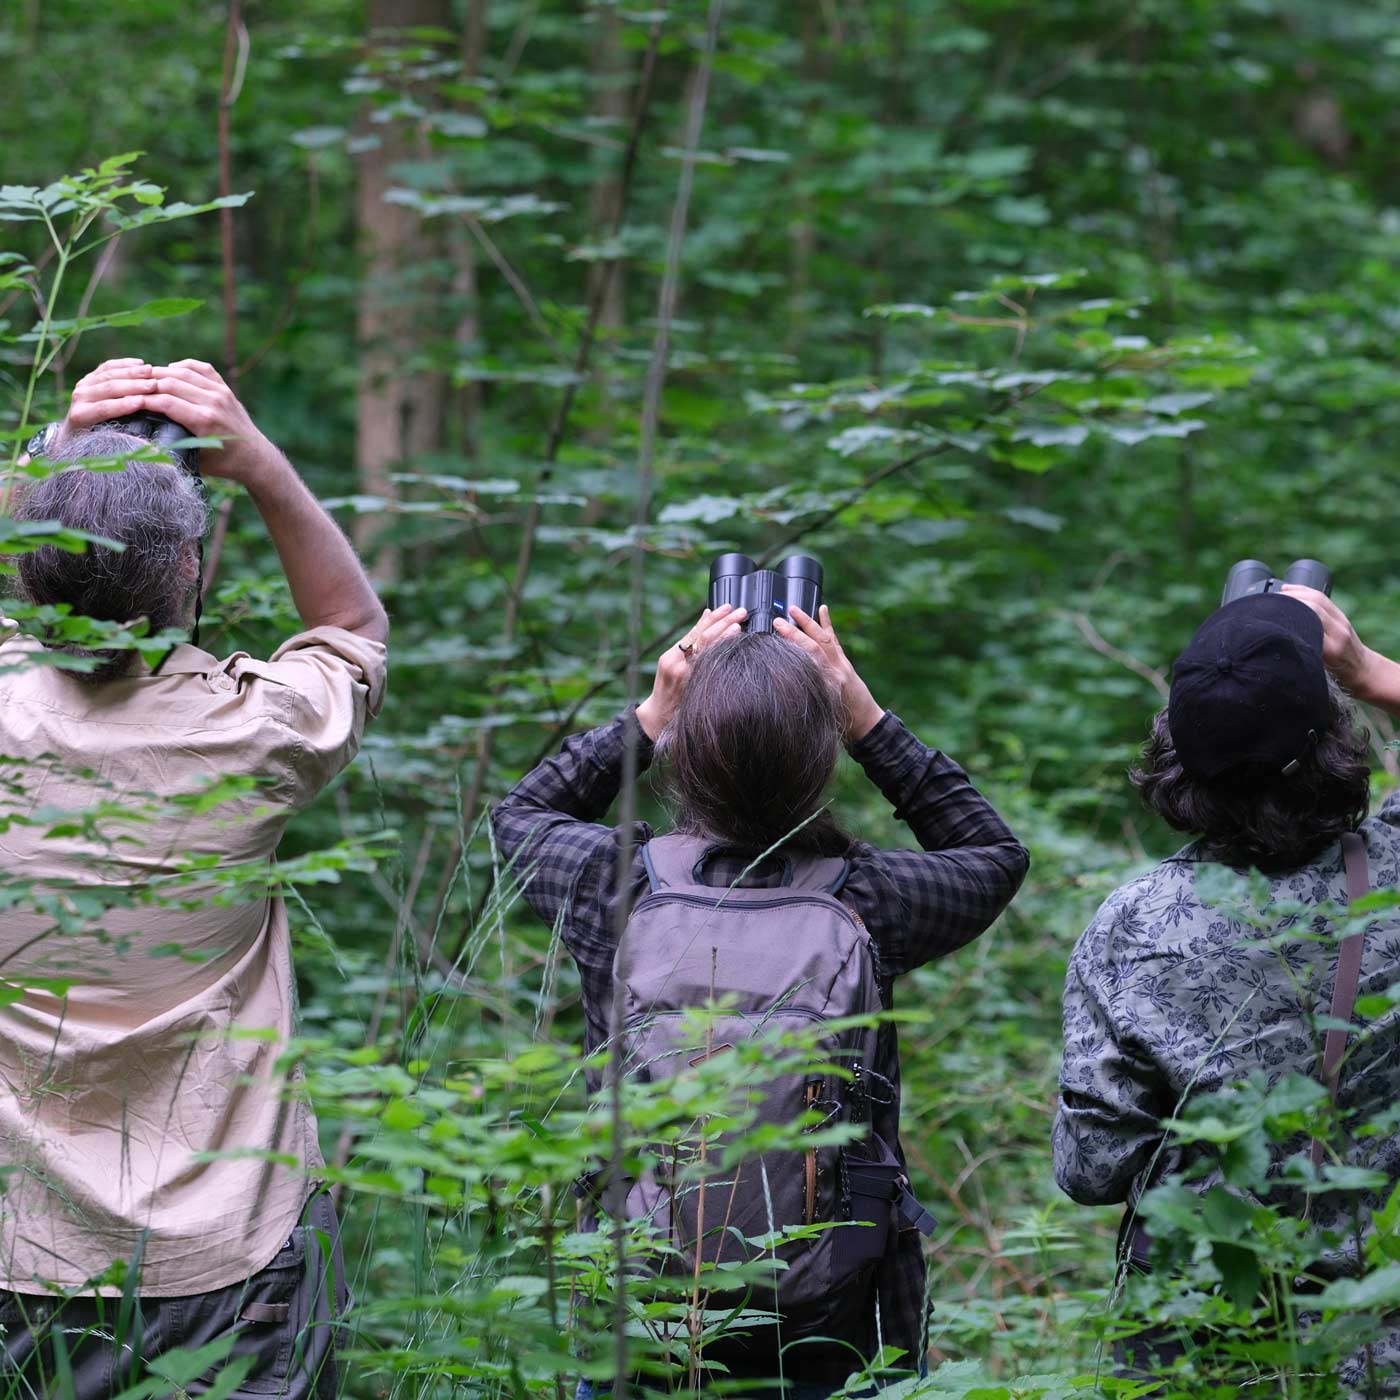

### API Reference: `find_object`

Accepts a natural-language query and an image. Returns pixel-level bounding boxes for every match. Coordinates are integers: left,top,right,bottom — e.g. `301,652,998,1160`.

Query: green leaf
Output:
657,495,741,525
1318,1263,1400,1313
1212,1241,1260,1309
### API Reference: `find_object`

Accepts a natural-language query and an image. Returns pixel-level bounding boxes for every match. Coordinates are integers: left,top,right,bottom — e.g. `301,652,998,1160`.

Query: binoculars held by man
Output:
100,411,203,482
709,554,823,634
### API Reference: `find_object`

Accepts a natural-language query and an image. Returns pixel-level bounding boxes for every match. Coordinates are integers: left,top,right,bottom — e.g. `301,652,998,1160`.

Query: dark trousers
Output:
0,1192,347,1400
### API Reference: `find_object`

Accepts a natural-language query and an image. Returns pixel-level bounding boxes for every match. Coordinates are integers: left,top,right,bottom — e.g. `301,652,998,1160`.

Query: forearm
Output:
240,442,388,644
850,712,1024,855
1350,647,1400,720
495,711,653,833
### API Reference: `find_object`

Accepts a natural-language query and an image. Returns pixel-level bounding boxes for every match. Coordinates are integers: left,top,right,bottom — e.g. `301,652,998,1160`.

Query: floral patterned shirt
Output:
1053,792,1400,1389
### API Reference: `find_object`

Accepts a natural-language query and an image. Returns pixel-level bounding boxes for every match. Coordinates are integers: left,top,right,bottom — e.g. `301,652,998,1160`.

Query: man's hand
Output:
60,357,272,482
62,357,158,434
1282,583,1400,719
117,360,273,484
773,604,884,743
636,605,745,741
53,354,386,643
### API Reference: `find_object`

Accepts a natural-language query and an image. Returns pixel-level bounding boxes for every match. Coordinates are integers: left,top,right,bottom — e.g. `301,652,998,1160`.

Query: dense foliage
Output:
4,1,1400,1395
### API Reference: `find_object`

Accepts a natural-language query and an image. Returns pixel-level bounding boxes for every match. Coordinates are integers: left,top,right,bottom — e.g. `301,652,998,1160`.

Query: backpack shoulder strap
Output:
1322,831,1369,1094
784,851,852,897
640,833,849,896
1310,830,1369,1170
640,833,716,892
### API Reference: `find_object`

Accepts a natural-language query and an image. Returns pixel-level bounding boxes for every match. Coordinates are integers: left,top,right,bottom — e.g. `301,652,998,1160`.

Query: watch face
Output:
25,425,52,458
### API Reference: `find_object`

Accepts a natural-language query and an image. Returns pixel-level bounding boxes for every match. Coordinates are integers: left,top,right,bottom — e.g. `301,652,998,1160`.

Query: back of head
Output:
662,631,846,855
1132,677,1371,871
12,430,208,681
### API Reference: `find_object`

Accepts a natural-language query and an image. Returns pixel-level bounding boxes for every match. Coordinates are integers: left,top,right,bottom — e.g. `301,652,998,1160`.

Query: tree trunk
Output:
786,7,828,353
354,0,450,581
449,0,488,461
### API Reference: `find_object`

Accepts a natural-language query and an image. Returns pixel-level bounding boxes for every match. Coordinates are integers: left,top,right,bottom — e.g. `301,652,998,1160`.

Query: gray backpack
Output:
607,833,917,1354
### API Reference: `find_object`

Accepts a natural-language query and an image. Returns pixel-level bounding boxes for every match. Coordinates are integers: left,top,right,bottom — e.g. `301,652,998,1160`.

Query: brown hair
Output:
12,430,207,681
659,632,849,855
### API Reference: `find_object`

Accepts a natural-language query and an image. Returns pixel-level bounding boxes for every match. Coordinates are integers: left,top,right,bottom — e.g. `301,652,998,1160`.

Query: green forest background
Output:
5,1,1400,1395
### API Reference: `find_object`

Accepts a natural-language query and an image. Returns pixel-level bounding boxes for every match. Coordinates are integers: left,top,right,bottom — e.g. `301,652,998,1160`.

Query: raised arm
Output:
492,605,743,930
775,604,1029,974
63,358,387,644
1283,584,1400,720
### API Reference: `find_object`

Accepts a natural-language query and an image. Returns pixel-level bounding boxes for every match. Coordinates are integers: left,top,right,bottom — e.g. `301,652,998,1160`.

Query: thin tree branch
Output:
1061,608,1169,700
202,0,247,602
52,234,123,387
462,210,569,362
426,17,666,945
607,12,725,1393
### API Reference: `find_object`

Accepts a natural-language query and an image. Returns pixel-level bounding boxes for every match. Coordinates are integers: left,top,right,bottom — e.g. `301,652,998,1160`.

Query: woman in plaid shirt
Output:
492,602,1028,1394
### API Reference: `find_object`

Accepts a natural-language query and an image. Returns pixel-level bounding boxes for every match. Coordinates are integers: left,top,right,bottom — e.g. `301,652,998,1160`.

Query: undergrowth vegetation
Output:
5,2,1400,1396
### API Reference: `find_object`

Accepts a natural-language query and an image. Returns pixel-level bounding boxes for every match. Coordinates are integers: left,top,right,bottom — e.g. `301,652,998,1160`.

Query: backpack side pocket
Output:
836,1134,903,1275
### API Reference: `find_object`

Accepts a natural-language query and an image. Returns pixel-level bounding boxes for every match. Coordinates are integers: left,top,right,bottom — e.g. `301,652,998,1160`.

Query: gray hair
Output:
12,430,208,681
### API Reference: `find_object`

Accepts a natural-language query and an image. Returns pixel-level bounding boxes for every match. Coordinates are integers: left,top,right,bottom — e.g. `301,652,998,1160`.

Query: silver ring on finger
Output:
678,638,697,659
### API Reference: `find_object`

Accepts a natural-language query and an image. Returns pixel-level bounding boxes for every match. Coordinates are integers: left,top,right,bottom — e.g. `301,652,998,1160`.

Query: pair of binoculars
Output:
96,411,203,483
708,554,823,633
1221,558,1332,607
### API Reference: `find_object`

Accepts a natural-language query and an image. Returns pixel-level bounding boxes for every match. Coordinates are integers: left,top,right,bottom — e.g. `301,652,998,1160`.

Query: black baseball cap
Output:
1168,592,1330,781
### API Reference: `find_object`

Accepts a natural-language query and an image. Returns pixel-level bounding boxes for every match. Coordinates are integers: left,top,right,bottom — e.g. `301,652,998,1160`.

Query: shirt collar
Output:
0,630,219,679
143,642,221,677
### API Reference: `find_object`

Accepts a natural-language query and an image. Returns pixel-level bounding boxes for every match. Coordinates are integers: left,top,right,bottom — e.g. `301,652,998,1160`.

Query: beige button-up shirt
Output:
0,625,387,1296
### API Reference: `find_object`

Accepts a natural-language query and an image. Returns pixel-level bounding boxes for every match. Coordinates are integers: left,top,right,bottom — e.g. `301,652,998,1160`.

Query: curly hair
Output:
1131,677,1372,870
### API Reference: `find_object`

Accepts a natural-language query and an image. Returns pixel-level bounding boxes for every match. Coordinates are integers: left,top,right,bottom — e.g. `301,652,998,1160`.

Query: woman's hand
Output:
1282,583,1400,718
636,604,745,741
1281,585,1375,694
773,604,884,742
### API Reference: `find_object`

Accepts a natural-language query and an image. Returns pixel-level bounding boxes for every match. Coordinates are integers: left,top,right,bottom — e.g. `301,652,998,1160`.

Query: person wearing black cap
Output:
1052,584,1400,1391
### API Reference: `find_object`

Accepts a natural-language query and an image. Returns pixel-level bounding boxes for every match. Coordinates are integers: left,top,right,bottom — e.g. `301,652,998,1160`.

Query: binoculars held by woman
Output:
1222,558,1332,607
709,554,823,633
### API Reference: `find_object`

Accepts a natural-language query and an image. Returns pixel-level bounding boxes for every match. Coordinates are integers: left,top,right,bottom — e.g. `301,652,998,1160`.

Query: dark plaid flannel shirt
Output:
491,708,1029,1372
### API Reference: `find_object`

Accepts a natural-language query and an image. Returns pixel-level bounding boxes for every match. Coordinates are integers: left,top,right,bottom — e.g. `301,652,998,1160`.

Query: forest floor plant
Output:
5,154,1400,1400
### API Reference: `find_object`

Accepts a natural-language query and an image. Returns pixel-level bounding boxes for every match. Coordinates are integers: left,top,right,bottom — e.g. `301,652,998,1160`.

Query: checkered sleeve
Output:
490,711,654,1034
841,711,1029,976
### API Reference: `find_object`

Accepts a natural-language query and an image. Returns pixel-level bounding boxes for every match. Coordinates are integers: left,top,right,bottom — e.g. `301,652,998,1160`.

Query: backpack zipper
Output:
631,890,864,931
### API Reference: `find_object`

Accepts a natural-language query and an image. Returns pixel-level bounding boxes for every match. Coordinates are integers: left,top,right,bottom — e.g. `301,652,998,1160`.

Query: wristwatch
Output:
25,422,59,458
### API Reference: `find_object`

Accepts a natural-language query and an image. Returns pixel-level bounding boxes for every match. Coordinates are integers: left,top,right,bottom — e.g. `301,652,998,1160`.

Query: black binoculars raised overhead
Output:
708,554,823,633
1221,558,1332,607
96,410,202,482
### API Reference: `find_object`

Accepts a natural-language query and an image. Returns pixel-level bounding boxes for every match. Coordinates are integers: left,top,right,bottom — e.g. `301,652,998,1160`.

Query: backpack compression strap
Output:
641,832,849,897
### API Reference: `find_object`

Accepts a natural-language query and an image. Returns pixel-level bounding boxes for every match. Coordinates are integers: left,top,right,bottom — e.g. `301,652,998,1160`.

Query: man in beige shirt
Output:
0,358,388,1397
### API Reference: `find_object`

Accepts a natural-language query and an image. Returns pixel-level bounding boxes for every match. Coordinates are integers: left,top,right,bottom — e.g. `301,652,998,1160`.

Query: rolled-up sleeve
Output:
1053,906,1170,1206
228,626,388,809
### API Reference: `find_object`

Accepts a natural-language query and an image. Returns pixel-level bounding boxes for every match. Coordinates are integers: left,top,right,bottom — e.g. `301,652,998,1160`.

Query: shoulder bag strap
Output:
1309,830,1369,1170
